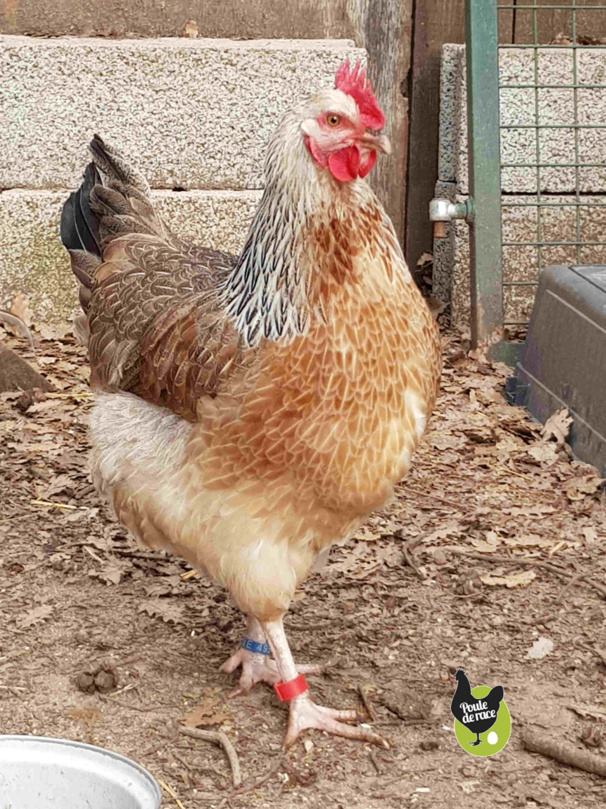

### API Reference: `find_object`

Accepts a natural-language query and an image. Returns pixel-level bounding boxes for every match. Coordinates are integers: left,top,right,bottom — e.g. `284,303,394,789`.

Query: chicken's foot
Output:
221,616,321,695
262,617,389,749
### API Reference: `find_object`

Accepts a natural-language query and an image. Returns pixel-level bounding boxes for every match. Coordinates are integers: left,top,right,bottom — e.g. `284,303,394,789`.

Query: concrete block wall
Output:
435,44,606,329
0,36,363,321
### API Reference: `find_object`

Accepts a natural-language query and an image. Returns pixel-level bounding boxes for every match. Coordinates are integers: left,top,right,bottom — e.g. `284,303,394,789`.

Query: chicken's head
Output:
300,61,390,183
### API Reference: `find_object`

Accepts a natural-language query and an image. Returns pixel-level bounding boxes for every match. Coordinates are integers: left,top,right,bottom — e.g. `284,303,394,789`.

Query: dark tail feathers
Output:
61,135,160,313
61,161,102,263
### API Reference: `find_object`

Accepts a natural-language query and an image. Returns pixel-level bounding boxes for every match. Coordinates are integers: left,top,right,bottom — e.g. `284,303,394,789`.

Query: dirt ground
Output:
0,321,605,809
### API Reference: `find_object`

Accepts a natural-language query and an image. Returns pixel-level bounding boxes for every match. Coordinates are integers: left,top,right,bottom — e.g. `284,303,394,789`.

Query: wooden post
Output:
348,0,414,243
405,0,465,272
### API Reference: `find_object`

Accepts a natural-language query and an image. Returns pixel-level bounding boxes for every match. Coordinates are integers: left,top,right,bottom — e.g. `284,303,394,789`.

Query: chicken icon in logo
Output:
451,670,511,756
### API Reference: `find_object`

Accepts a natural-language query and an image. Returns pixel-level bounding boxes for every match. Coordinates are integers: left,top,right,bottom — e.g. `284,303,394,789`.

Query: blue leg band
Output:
241,637,271,656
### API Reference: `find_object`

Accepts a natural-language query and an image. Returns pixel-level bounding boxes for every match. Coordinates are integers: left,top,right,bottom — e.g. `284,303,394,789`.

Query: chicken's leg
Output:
221,615,321,694
262,616,388,749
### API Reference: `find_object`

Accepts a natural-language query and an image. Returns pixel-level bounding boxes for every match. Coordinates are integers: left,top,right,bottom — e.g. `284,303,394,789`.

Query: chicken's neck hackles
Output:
222,93,400,347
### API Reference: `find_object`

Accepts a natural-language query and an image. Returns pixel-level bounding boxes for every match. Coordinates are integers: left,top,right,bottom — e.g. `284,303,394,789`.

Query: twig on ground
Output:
566,704,606,721
358,684,376,721
554,573,585,605
83,545,104,564
0,311,34,349
521,725,606,776
401,486,466,513
31,499,79,511
157,777,187,809
445,548,606,600
112,654,142,668
108,682,137,697
402,541,426,579
178,726,241,787
99,694,157,713
218,759,284,807
369,749,384,775
577,643,606,666
181,569,201,581
46,392,94,399
111,548,167,560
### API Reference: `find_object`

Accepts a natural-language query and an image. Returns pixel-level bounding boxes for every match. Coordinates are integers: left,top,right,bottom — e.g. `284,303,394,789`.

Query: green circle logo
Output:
451,671,511,757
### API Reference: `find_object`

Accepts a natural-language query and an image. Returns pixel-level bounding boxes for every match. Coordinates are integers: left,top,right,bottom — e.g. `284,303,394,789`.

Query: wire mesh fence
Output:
496,1,606,332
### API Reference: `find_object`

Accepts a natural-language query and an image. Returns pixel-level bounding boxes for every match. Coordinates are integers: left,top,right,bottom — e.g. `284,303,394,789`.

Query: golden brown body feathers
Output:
64,136,441,622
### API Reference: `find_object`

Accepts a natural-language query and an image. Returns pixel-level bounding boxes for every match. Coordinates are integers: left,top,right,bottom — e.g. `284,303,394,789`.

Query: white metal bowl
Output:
0,736,161,809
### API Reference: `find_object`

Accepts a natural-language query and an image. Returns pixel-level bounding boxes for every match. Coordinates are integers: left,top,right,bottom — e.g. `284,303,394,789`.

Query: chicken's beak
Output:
359,132,391,155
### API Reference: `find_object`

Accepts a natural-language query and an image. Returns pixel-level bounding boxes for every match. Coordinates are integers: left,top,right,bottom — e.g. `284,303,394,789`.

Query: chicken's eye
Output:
326,114,342,128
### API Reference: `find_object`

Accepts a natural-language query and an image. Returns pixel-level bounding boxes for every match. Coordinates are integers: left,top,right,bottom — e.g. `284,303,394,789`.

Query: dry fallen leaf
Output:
138,599,186,625
180,700,231,728
416,252,433,268
502,533,553,549
542,409,572,448
90,561,128,586
582,527,598,545
36,322,73,341
428,433,467,451
564,474,605,502
67,707,103,727
470,532,500,553
17,604,54,629
527,442,559,466
527,637,554,660
480,569,537,589
182,19,198,37
10,292,33,326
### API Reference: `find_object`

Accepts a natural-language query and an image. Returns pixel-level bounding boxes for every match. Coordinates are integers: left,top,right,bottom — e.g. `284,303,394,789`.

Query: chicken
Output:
450,669,504,746
60,61,442,748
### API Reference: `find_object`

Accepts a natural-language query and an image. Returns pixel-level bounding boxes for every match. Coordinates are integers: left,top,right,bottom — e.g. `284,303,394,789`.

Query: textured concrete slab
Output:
0,0,361,41
0,190,261,322
0,36,363,190
439,45,606,195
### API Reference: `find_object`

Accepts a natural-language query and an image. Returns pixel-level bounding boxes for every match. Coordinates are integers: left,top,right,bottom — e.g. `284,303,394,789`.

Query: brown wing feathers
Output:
60,136,243,418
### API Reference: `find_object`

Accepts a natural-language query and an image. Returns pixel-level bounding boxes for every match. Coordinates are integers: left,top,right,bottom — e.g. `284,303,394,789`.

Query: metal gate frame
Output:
455,0,606,357
465,0,504,351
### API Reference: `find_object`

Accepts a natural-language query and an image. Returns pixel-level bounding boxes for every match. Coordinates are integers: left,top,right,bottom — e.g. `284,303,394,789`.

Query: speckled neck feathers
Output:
222,107,398,347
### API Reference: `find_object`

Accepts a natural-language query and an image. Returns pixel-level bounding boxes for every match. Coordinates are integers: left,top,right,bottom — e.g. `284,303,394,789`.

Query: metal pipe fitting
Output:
429,198,475,239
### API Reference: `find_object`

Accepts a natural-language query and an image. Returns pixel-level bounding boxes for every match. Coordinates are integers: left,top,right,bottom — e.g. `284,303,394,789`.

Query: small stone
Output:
74,672,95,694
94,669,117,693
0,347,53,394
303,740,314,754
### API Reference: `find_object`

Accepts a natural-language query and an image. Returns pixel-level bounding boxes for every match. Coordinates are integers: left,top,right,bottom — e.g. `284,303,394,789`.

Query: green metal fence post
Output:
465,0,503,348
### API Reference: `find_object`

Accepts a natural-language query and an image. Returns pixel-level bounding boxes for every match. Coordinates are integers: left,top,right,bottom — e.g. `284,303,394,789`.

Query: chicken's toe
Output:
220,648,281,693
284,692,389,749
221,649,323,695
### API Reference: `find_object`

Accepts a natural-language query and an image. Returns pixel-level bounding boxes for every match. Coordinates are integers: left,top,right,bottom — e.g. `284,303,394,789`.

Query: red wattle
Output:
328,145,361,183
358,149,377,178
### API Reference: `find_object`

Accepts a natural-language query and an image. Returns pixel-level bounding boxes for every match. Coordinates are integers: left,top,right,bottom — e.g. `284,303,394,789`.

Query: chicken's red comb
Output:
334,60,385,130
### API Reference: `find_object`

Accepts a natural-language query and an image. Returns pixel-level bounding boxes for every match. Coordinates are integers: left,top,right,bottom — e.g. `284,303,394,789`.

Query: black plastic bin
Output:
506,265,606,476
